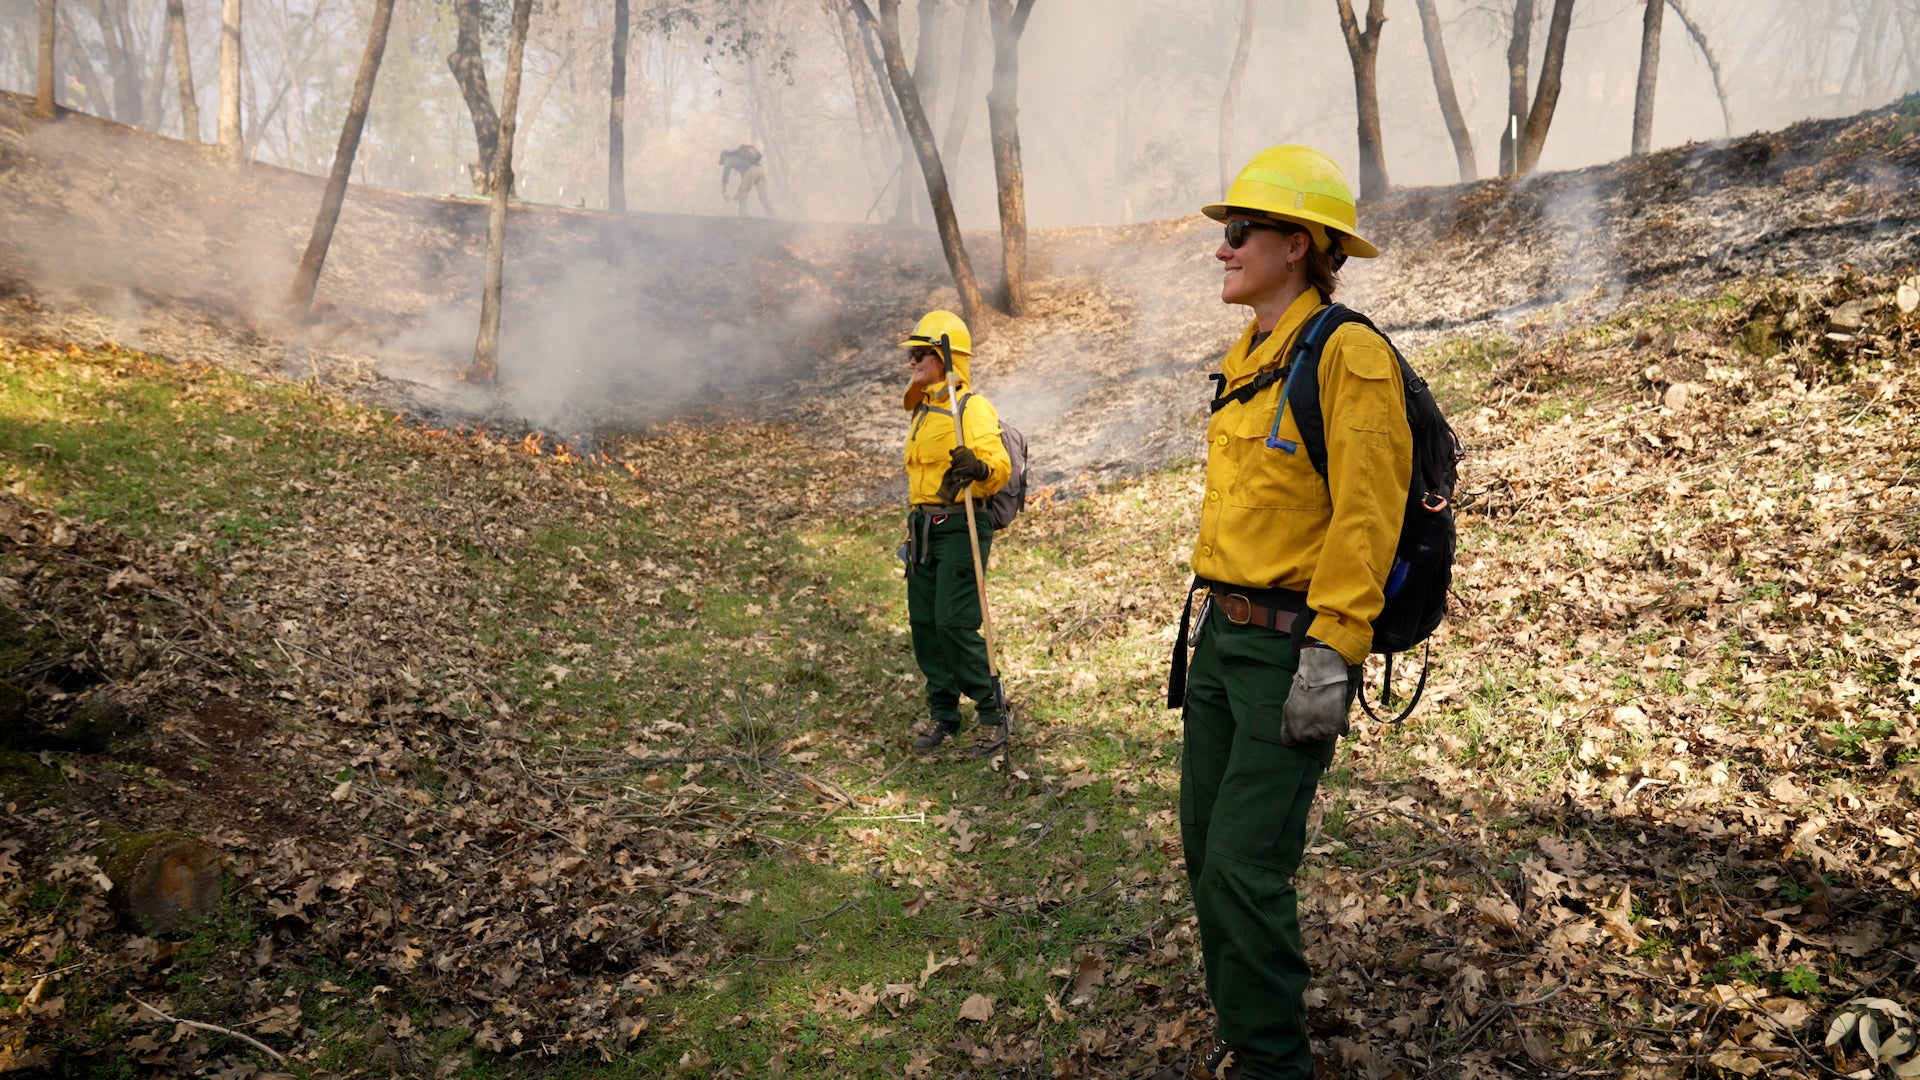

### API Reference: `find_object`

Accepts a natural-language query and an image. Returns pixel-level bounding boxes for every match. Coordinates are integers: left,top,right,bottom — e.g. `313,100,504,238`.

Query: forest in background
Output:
3,0,1919,227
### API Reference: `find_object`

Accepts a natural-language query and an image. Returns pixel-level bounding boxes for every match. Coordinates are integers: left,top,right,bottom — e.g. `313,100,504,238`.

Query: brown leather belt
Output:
1208,590,1304,633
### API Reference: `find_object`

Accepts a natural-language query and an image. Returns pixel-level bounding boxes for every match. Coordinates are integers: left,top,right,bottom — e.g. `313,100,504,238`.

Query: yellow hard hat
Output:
899,310,972,356
1203,145,1379,260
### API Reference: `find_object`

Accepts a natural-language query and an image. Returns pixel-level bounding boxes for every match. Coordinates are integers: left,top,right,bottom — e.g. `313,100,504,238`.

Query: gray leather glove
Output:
1280,643,1353,745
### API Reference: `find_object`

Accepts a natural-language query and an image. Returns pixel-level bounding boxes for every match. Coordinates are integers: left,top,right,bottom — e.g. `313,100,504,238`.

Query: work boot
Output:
1145,1038,1238,1080
1198,1037,1240,1079
912,723,959,752
965,723,1008,758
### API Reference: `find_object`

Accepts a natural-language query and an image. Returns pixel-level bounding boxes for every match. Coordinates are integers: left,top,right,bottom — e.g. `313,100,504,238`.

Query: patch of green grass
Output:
1780,965,1821,994
1823,718,1896,758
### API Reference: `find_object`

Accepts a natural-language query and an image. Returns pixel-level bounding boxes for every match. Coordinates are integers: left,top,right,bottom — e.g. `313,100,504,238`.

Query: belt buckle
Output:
1220,593,1253,626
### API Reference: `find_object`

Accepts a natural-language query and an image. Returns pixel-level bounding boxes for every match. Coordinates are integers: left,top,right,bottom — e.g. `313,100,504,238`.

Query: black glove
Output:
934,446,991,503
948,446,990,482
1280,643,1354,745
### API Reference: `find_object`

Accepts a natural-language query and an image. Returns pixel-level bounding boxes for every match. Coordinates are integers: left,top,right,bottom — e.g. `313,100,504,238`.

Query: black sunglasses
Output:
1224,218,1297,249
908,346,940,362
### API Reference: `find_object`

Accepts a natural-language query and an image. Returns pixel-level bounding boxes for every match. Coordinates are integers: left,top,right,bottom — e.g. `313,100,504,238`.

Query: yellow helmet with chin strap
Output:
900,309,971,356
1203,145,1379,264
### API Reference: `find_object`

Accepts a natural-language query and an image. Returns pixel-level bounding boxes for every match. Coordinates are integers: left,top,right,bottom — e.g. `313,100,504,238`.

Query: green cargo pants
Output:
1179,605,1348,1080
906,511,1000,731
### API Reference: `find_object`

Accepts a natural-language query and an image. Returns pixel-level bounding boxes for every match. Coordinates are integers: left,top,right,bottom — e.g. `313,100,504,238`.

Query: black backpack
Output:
1211,303,1461,722
957,393,1028,530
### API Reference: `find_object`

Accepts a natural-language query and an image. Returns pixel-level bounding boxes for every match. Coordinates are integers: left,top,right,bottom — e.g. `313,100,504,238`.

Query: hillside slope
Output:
3,91,1918,491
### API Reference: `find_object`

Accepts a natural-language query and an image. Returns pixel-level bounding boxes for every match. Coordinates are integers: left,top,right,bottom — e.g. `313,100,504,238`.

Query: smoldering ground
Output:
5,88,1920,503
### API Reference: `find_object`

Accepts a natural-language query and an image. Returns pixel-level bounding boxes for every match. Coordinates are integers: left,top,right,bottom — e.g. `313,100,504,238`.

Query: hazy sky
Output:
2,0,1914,228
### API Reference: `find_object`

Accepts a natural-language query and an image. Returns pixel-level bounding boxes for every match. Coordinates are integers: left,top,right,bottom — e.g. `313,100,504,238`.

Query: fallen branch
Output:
129,994,287,1064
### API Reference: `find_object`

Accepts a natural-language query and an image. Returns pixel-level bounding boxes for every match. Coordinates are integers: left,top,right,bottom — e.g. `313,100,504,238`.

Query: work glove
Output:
1280,643,1354,745
934,446,991,502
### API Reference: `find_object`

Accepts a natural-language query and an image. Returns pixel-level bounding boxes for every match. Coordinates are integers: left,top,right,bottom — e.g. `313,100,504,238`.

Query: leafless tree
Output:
853,8,916,221
1499,0,1532,175
1514,0,1574,174
1665,0,1732,136
465,0,536,385
1220,0,1256,196
448,0,501,194
56,5,109,117
218,0,243,163
1631,0,1662,155
829,0,894,200
901,0,950,225
853,0,987,321
1414,0,1475,181
940,0,986,167
167,0,200,142
1334,0,1389,200
99,2,147,126
288,0,397,316
986,0,1036,315
609,0,630,211
35,0,55,118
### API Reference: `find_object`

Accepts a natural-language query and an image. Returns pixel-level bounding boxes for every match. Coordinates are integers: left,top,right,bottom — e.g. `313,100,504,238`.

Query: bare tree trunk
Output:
35,0,56,118
1414,0,1475,181
288,0,396,316
1892,4,1920,94
97,0,143,125
57,5,110,116
143,8,169,131
940,0,986,168
56,5,108,115
855,0,988,321
855,11,916,224
465,0,535,385
986,0,1035,315
1220,0,1256,196
832,0,892,197
1515,0,1574,175
1335,0,1389,200
218,0,242,164
1500,0,1533,175
167,0,199,142
609,0,628,211
1666,0,1732,136
448,0,500,195
1631,0,1662,155
906,0,950,226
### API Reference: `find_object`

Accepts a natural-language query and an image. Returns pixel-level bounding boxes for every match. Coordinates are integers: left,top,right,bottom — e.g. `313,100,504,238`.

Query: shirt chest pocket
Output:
1223,396,1330,511
909,414,956,465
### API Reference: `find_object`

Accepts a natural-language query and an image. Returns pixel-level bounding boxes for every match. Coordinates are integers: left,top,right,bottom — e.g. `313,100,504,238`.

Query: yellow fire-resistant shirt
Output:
1191,290,1413,664
904,381,1010,506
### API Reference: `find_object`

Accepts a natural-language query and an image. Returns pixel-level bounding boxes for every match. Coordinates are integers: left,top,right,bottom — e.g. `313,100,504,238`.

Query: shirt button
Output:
1217,434,1229,446
1207,490,1219,502
1202,545,1213,557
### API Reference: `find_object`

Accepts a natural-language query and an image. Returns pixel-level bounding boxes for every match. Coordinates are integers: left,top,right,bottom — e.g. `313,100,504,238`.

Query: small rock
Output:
1643,363,1664,385
1829,299,1869,330
1898,282,1919,314
1663,382,1692,411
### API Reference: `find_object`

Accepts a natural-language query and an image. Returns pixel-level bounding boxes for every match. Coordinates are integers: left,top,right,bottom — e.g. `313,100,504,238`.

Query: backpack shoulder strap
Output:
1289,303,1395,479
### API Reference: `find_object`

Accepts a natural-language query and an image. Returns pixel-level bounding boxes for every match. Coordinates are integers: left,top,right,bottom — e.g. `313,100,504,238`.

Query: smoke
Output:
0,92,951,445
13,0,1915,236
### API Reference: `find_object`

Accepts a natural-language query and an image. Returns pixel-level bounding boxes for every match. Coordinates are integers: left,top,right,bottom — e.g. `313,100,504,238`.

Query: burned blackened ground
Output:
2,91,1918,494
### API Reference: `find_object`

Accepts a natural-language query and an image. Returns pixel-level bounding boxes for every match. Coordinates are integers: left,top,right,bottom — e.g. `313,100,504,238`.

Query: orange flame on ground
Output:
382,417,640,480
